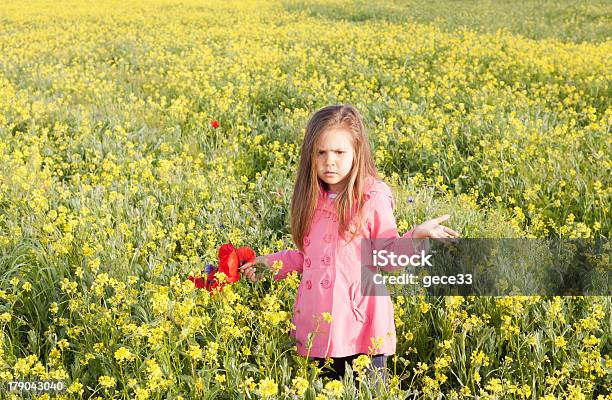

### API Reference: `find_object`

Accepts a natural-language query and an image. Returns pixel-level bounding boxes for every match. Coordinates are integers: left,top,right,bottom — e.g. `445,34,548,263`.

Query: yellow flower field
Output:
0,0,610,399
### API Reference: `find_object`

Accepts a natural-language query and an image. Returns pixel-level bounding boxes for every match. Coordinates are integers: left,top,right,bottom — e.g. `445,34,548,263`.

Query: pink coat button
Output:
321,279,331,288
304,236,310,247
306,280,312,290
324,233,334,243
322,255,332,265
304,257,311,268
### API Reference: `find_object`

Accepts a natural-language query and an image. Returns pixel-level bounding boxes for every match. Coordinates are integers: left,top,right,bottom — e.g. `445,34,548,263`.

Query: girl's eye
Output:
336,151,345,154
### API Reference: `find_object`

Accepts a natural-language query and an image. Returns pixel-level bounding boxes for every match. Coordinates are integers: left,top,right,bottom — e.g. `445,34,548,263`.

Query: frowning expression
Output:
315,127,355,192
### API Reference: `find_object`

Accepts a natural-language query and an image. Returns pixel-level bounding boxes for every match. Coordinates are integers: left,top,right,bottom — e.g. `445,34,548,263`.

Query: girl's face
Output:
315,127,355,192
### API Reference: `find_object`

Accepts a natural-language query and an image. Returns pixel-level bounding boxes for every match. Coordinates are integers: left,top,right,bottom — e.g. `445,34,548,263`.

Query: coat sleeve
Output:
266,249,304,281
367,182,428,272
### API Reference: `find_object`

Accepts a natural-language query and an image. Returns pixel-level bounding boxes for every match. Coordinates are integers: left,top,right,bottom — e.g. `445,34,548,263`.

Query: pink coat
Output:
266,177,420,358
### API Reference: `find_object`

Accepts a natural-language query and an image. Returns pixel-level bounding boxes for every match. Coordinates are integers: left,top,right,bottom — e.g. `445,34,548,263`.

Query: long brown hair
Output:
291,104,379,251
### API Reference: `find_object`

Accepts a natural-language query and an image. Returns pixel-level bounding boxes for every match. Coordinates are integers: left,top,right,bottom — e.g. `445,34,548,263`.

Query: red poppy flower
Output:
211,120,219,129
217,243,241,283
188,274,206,289
188,242,256,294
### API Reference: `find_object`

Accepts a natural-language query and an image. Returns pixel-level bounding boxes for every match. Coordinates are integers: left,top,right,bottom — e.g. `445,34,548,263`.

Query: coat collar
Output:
316,176,379,214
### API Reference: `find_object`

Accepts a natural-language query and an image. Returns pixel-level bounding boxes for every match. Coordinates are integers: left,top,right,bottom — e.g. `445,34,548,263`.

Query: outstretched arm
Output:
240,249,304,283
266,249,304,281
367,184,458,273
412,214,459,239
368,184,428,258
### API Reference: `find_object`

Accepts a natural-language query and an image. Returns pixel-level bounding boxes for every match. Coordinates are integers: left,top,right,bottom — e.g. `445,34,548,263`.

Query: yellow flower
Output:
257,378,277,398
419,301,431,313
321,312,333,323
215,374,226,383
554,336,567,349
78,353,95,367
49,348,61,360
98,375,116,389
414,362,429,375
368,336,384,354
243,377,256,392
470,350,490,367
0,313,11,323
205,341,220,366
352,354,372,380
271,260,283,274
583,335,599,347
67,380,84,395
14,355,38,376
323,380,344,398
292,377,308,396
485,378,503,394
187,344,203,360
94,342,106,353
135,387,150,400
460,386,471,396
114,347,136,363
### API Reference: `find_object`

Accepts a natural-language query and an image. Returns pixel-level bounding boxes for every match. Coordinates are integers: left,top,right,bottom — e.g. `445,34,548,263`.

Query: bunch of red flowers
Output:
188,243,255,293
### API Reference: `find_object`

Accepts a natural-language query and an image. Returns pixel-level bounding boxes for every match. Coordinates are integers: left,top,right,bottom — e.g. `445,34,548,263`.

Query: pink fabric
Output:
266,177,424,358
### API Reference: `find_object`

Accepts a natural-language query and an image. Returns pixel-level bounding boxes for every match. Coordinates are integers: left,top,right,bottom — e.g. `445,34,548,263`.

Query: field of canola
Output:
0,0,610,399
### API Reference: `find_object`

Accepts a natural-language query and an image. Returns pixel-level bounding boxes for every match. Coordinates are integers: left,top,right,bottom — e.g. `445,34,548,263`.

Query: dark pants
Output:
311,353,388,383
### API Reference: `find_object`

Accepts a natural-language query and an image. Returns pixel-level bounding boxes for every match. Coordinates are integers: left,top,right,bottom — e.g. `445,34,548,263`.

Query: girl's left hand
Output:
412,214,460,239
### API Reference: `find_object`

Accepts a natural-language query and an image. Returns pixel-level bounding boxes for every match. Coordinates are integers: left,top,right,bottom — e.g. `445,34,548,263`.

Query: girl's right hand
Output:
240,255,270,283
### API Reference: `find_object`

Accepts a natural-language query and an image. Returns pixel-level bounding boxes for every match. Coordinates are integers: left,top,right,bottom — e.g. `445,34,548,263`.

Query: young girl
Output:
240,104,459,383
